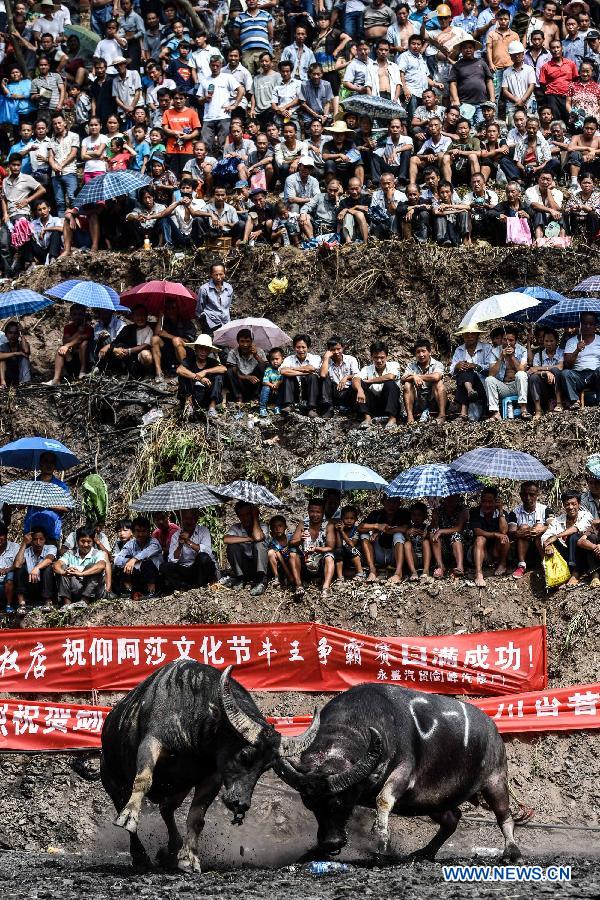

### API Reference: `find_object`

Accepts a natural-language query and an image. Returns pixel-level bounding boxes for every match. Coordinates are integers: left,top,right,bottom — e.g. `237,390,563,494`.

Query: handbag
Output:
250,169,267,191
542,548,571,588
506,216,532,245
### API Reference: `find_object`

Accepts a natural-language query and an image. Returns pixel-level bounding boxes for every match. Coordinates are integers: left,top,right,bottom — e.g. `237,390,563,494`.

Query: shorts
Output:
334,545,361,562
373,534,404,567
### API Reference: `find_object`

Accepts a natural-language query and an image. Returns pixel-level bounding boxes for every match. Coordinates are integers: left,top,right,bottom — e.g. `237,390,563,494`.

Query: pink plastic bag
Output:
506,216,532,245
535,235,572,248
250,170,267,191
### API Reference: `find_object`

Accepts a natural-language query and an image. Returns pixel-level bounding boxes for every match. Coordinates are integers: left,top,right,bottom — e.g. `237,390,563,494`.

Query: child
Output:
112,519,133,595
267,514,293,585
259,347,284,416
333,505,364,581
131,124,151,173
152,512,179,559
68,84,91,138
107,136,134,171
148,127,166,161
404,501,432,581
272,199,300,247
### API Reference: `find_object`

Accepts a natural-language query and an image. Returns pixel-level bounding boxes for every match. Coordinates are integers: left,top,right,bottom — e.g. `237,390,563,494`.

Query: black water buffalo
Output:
100,660,319,872
275,683,521,862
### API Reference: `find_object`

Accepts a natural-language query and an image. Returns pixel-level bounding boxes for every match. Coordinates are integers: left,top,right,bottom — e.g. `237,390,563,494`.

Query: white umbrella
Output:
213,317,292,350
458,292,541,329
294,463,388,491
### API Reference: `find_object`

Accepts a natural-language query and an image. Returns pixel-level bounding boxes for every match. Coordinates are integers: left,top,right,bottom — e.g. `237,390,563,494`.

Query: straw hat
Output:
185,334,220,351
324,121,352,135
454,323,486,335
454,36,483,53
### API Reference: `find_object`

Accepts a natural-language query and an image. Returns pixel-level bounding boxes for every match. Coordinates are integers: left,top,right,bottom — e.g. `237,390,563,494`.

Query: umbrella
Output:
131,481,222,512
294,462,388,491
585,454,600,478
74,171,152,207
535,297,600,328
384,464,483,499
0,290,52,318
458,292,540,329
508,286,564,323
64,23,100,60
212,480,283,507
573,275,600,293
213,317,292,350
450,448,553,481
121,281,196,319
0,480,75,509
46,279,118,311
341,94,406,120
0,437,79,470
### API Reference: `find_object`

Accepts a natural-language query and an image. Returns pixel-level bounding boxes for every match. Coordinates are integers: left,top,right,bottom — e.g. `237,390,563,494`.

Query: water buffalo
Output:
275,683,521,863
100,660,319,872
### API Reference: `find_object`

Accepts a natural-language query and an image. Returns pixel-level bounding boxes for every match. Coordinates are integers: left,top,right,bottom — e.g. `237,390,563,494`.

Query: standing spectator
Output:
30,56,64,123
117,0,144,71
281,25,317,82
448,37,495,126
502,40,536,124
111,55,142,128
250,52,281,128
89,58,116,124
398,34,441,123
539,39,578,123
231,0,275,75
0,154,46,276
196,262,233,336
162,89,201,178
486,8,519,102
299,63,335,133
198,57,244,154
47,111,79,216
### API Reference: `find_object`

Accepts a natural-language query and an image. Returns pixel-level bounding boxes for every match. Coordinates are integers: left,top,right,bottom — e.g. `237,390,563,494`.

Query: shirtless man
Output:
369,38,402,101
567,116,600,182
540,0,560,48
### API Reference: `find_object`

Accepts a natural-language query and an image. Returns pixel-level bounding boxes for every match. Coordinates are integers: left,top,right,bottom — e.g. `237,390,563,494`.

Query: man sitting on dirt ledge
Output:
222,501,269,596
162,508,218,589
113,516,163,601
53,525,107,609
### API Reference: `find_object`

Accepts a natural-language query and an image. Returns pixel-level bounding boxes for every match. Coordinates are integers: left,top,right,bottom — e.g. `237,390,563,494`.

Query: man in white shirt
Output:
556,312,600,410
501,40,536,123
32,0,64,44
485,327,530,419
372,116,414,186
408,116,452,183
163,508,217,588
524,171,565,240
508,482,554,580
14,527,57,614
401,337,447,424
280,333,322,417
197,55,244,151
222,47,252,113
352,339,401,429
320,335,359,418
367,38,402,102
191,32,224,79
542,490,594,587
0,524,19,613
343,39,373,95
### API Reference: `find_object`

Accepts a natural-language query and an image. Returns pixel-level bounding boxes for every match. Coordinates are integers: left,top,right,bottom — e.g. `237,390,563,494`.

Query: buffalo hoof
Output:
177,848,202,874
115,807,139,833
132,854,153,873
501,843,521,863
156,847,182,869
406,849,437,864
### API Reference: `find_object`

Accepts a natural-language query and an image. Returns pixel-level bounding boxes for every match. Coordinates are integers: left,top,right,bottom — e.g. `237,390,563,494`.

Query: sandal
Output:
451,568,465,577
408,573,419,582
433,567,445,579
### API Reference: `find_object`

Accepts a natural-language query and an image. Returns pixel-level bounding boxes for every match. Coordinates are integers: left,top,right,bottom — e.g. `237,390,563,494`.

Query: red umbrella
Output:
121,280,197,319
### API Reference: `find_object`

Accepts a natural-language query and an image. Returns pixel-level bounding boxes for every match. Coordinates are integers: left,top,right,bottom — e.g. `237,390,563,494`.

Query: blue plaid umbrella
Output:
0,290,52,318
508,286,564,323
74,171,151,207
451,448,553,481
212,480,283,507
294,462,388,491
535,297,600,328
515,286,565,302
0,437,79,470
45,280,117,311
0,479,75,508
585,454,600,478
384,464,483,499
573,275,600,293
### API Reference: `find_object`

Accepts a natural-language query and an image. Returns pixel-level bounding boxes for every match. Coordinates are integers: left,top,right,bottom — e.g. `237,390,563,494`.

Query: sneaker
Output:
512,564,527,580
5,605,14,614
590,575,600,588
220,575,244,590
273,406,281,414
259,408,268,417
250,581,267,596
207,407,218,418
16,604,27,616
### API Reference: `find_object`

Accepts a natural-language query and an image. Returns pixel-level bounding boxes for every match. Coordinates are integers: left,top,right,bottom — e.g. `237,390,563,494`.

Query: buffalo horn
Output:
278,709,321,758
272,757,309,790
220,665,264,745
324,727,383,794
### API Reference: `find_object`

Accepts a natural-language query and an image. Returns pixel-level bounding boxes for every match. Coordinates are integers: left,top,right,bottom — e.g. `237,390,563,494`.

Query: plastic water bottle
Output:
143,236,151,251
506,400,514,419
307,861,349,875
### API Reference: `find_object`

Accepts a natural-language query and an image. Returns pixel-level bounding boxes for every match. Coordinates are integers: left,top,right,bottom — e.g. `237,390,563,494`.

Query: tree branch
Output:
160,0,204,36
5,0,30,76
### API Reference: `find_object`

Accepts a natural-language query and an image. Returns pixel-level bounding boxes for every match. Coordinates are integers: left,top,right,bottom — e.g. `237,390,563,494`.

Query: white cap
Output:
508,40,525,54
113,55,129,65
298,155,316,167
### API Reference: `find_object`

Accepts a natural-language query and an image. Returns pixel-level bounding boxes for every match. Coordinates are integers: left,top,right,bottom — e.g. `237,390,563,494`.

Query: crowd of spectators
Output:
0,0,600,269
2,451,598,614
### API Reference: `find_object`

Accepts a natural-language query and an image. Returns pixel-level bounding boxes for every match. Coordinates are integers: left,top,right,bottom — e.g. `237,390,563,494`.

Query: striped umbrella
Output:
131,481,222,512
0,290,52,318
384,464,483,498
74,171,151,207
451,448,553,481
212,480,283,507
0,480,75,508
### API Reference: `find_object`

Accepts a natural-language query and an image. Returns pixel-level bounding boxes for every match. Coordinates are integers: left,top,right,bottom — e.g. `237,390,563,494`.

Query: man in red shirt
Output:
44,304,93,385
162,90,201,178
539,39,578,124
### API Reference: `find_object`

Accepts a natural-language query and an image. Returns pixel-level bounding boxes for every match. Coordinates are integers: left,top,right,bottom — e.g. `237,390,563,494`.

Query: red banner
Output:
1,683,598,752
0,624,546,696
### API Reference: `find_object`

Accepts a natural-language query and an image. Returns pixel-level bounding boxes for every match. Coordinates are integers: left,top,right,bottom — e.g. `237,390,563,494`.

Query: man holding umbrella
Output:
556,312,600,411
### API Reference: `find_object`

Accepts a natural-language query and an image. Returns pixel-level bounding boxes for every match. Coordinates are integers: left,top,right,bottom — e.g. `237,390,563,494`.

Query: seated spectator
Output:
299,179,342,238
162,508,217,588
485,326,530,419
226,327,267,407
397,182,431,242
151,512,179,561
566,115,600,185
283,156,320,215
469,486,509,587
0,153,46,276
299,63,335,134
369,172,407,238
280,333,321,417
556,312,600,411
259,346,284,417
443,117,481,185
450,324,491,420
177,333,226,418
125,187,166,248
335,176,370,244
289,498,336,598
463,172,497,242
25,198,63,266
542,491,593,588
195,262,233,337
333,505,364,581
0,320,31,389
99,304,153,378
44,303,92,385
0,524,19,614
242,188,278,244
411,88,446,148
320,335,359,418
402,337,447,424
493,181,532,244
581,460,600,522
577,519,600,588
430,179,471,246
223,120,257,182
508,482,555,579
113,516,163,599
479,122,521,184
372,117,413,187
247,132,275,189
158,179,210,248
151,297,194,384
53,525,107,608
270,60,302,131
354,339,401,429
204,185,242,243
322,120,364,186
409,117,452,184
274,121,307,183
429,494,469,578
564,173,600,240
528,326,564,417
359,496,408,583
267,514,293,586
13,527,56,614
513,115,559,184
271,199,301,246
182,140,216,195
222,500,268,595
524,171,566,241
22,450,69,548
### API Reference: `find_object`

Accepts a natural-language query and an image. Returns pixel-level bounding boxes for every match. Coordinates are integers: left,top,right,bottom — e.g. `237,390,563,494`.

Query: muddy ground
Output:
0,244,599,895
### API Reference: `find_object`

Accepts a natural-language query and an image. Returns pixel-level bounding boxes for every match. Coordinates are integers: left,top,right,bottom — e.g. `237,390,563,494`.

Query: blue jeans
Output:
344,9,364,39
259,383,280,411
91,5,113,35
52,173,78,216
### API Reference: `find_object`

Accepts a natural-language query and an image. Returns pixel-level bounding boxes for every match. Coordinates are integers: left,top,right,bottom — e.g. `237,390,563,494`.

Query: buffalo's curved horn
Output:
219,665,264,745
324,727,383,794
278,709,321,758
272,757,310,790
